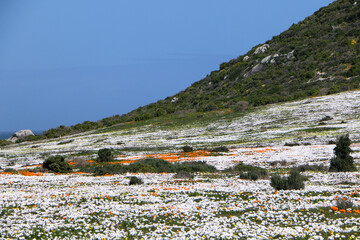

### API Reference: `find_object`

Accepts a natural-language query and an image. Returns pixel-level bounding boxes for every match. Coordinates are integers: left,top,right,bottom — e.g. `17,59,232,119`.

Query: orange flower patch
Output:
23,164,42,169
331,206,338,211
161,187,191,191
125,150,216,163
18,171,44,176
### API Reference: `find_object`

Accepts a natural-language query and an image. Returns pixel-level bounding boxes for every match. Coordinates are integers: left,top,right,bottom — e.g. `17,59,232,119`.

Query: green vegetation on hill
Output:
41,0,360,139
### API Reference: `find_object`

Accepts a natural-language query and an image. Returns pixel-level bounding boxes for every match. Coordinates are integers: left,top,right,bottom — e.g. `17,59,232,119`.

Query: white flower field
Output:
1,90,360,239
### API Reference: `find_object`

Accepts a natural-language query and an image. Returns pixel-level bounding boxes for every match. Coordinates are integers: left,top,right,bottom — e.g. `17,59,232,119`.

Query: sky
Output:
0,0,334,132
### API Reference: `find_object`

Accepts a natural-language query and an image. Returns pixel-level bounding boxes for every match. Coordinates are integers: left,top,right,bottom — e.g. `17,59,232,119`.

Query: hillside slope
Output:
43,0,360,138
2,89,360,168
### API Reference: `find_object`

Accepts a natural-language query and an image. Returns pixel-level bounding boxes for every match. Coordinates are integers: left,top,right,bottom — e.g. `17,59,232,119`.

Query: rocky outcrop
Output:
244,63,265,77
254,44,269,55
7,129,34,143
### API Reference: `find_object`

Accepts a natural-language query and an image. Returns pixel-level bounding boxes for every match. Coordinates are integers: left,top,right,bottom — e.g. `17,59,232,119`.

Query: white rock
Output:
254,44,270,55
261,55,272,64
7,129,34,143
286,50,295,59
243,56,250,61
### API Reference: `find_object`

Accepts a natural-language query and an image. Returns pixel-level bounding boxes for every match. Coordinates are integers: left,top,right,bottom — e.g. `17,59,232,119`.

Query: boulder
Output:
244,63,264,77
7,129,34,143
254,44,269,55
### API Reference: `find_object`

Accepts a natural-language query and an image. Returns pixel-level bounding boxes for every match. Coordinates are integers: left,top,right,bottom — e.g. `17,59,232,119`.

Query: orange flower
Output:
331,206,338,211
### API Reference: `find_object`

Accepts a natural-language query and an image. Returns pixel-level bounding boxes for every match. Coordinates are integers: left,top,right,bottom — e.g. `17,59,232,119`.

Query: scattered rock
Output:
7,129,34,143
261,55,272,64
286,50,295,59
243,56,250,61
254,44,270,55
244,63,264,77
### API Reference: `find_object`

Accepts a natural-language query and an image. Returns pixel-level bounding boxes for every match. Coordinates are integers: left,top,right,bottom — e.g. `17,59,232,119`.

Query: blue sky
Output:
0,0,334,132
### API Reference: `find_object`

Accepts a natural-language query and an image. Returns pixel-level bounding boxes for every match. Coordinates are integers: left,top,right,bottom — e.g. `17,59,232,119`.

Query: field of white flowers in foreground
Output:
1,170,360,239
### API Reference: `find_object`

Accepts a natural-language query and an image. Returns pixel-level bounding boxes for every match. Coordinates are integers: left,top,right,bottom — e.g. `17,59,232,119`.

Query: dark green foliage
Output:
92,158,216,176
2,168,18,174
173,171,194,179
239,168,268,181
224,162,263,173
270,175,288,190
270,169,305,190
136,158,174,173
336,197,354,209
210,146,229,152
224,162,268,180
182,146,193,152
42,155,72,173
126,162,156,173
93,164,127,176
97,148,113,163
0,140,12,147
129,176,143,185
329,134,356,172
295,164,327,172
175,161,216,173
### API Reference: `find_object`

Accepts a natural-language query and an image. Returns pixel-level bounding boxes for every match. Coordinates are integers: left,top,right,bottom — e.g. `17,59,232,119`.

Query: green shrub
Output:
329,134,356,172
239,168,268,180
93,164,126,176
43,155,72,173
175,161,216,173
2,168,18,174
270,169,305,190
224,162,262,173
182,146,193,152
295,164,327,172
127,162,156,173
137,158,175,173
129,176,143,185
97,148,113,163
0,140,12,147
211,146,229,152
173,171,194,179
336,197,354,210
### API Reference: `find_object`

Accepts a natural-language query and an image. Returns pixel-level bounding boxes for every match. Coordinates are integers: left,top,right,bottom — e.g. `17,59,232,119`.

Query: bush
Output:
175,161,216,173
210,146,229,152
224,162,262,173
336,197,354,210
182,146,194,152
97,148,113,163
2,168,18,174
0,140,12,147
329,134,356,172
295,164,327,172
93,164,126,176
239,168,268,180
270,169,305,190
43,155,72,173
137,158,175,173
173,171,194,179
129,176,143,185
127,162,156,173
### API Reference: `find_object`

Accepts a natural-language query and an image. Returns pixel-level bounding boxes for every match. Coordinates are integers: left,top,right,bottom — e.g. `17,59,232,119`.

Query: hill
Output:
2,89,360,168
41,0,360,138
